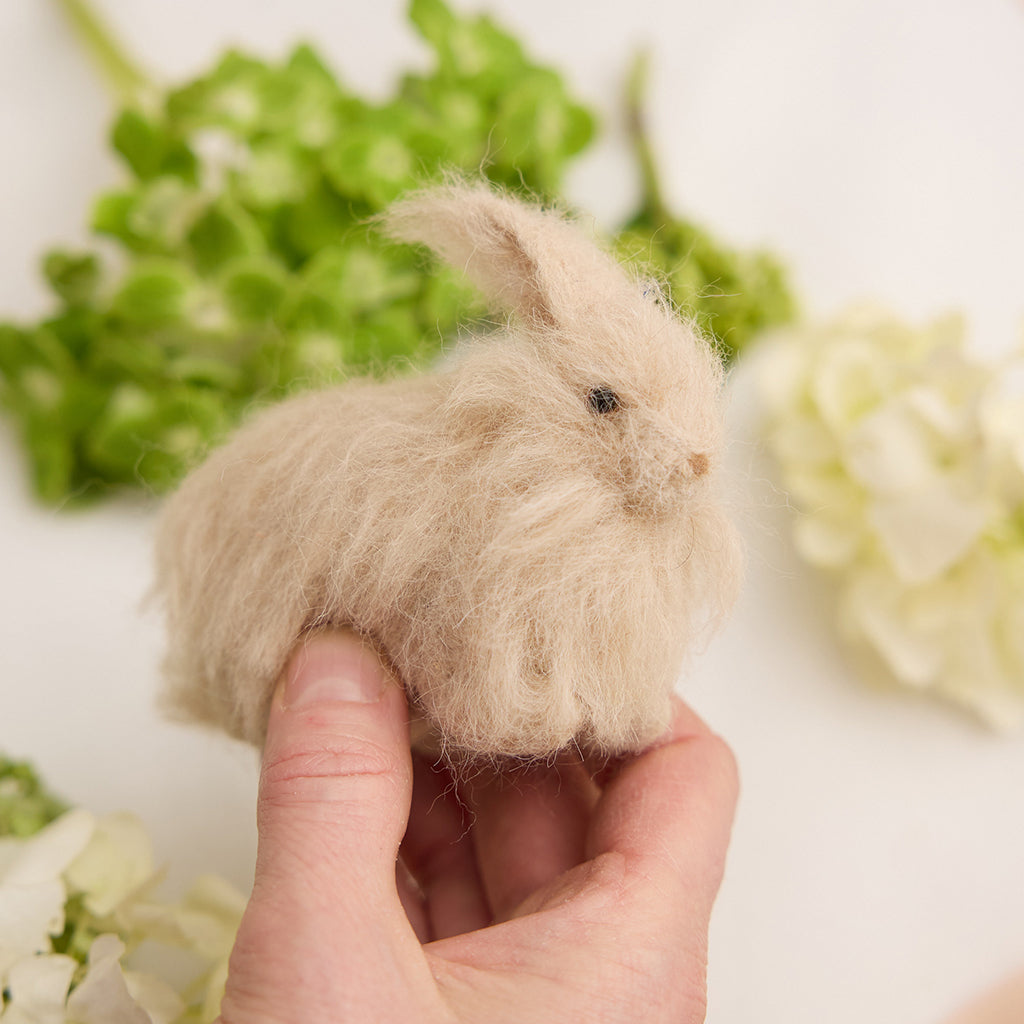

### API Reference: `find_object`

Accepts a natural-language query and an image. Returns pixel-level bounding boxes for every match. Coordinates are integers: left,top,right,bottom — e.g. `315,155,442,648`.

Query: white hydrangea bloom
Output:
760,306,1024,727
0,811,96,974
0,805,246,1024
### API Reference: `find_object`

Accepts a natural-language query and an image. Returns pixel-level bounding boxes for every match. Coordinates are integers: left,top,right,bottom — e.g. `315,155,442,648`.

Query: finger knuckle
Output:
261,734,401,792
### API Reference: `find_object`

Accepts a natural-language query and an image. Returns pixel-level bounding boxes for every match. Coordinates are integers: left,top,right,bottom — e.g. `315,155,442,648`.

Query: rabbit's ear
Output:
382,182,626,328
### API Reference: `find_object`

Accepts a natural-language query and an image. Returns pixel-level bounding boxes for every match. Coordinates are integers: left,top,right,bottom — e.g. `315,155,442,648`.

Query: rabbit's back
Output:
155,375,446,743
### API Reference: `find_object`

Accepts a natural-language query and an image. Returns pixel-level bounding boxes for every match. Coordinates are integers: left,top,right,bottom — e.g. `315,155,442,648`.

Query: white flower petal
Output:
122,970,185,1024
64,813,156,918
945,684,1023,732
167,874,245,961
903,384,967,439
939,620,1023,731
63,934,152,1024
0,811,96,886
843,401,939,495
979,359,1024,491
0,879,67,960
841,570,941,686
781,467,863,512
121,873,245,966
810,337,888,431
793,512,862,568
768,415,838,467
0,954,77,1024
869,485,989,583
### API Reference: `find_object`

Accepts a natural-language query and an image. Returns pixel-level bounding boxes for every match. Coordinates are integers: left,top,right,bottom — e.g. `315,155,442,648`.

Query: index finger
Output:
587,697,739,921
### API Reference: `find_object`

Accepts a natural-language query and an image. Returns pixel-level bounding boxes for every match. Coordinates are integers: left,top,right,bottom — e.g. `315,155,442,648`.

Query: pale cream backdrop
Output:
0,2,1022,1023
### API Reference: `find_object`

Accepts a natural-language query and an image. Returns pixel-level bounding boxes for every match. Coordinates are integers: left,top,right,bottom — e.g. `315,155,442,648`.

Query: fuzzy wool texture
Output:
154,182,742,760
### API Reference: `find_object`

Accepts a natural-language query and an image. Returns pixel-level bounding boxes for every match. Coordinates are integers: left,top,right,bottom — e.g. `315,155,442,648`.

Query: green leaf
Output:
86,330,169,381
185,200,265,274
396,80,485,167
614,218,797,359
285,43,340,88
489,72,596,191
284,330,352,385
235,141,314,209
0,323,30,391
42,251,102,307
21,415,78,503
91,189,140,245
0,757,69,837
167,352,245,390
0,323,74,385
411,0,525,84
277,286,349,336
220,257,289,323
322,128,418,207
349,306,428,373
84,383,232,491
111,108,199,183
164,50,268,135
111,108,167,179
408,0,456,47
43,308,105,362
417,264,482,328
109,261,195,328
301,243,420,317
282,177,358,259
92,178,202,253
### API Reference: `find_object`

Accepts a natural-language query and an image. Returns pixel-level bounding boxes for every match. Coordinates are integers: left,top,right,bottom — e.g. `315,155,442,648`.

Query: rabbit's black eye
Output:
587,385,620,414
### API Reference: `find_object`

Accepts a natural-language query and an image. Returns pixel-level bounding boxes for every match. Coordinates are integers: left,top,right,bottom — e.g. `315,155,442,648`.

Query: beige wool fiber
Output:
154,181,742,760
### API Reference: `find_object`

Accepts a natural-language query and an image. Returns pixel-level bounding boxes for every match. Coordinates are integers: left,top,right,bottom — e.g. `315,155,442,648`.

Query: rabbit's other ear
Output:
382,182,627,329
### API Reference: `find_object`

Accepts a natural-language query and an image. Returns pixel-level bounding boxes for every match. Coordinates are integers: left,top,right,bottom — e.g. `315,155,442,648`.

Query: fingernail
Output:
285,631,388,707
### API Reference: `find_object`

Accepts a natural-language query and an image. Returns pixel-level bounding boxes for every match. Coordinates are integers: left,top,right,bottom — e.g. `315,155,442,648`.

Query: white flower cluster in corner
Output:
0,809,245,1024
760,305,1024,728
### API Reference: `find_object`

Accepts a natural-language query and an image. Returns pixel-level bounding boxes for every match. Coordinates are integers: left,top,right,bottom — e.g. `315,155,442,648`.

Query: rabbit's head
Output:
384,182,726,521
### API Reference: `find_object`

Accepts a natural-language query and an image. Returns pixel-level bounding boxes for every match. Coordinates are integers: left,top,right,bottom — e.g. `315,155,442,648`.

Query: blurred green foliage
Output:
614,53,796,363
0,756,69,837
0,0,795,505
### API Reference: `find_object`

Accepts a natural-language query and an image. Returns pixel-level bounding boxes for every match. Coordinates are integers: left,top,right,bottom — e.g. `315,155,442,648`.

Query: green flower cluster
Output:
0,0,594,503
0,0,795,506
616,216,795,364
614,54,796,363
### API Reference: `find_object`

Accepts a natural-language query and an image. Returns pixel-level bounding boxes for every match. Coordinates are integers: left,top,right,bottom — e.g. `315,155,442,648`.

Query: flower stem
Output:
625,49,671,227
55,0,153,105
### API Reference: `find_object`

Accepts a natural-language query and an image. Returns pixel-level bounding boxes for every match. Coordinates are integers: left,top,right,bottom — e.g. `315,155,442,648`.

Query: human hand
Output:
217,630,738,1024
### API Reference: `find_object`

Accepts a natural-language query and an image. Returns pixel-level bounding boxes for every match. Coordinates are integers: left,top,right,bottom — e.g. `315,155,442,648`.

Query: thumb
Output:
219,631,418,1022
254,628,413,922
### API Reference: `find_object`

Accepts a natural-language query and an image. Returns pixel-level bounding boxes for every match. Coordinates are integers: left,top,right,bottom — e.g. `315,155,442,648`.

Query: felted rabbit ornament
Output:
155,181,741,760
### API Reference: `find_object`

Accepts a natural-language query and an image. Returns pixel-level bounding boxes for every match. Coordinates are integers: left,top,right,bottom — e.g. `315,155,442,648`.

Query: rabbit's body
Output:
155,183,741,759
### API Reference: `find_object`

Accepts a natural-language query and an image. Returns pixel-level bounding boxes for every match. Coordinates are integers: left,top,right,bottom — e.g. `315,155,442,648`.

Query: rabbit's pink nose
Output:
688,453,710,477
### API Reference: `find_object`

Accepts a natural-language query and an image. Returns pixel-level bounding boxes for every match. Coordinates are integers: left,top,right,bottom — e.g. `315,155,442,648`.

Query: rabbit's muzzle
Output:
620,424,712,516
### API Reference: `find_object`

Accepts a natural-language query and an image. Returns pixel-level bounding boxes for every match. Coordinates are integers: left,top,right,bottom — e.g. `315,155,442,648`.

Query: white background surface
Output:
1,2,1023,1022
